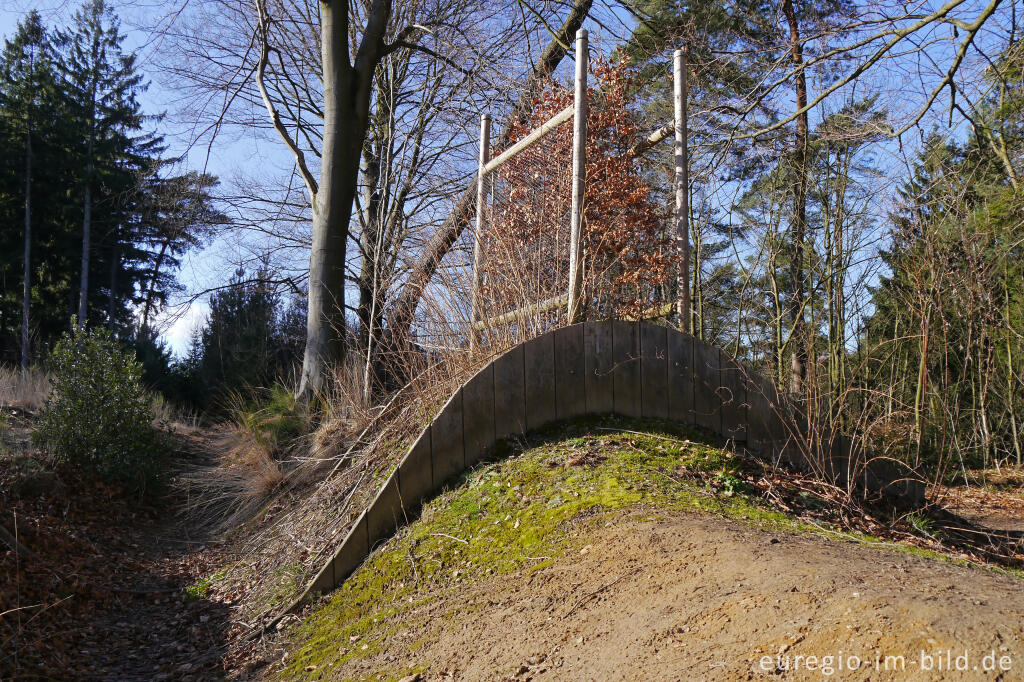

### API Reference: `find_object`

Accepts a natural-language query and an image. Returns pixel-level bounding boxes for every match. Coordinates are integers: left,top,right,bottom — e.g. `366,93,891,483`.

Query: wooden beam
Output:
627,124,674,157
625,301,675,321
471,113,490,352
566,29,588,323
482,105,574,175
472,294,568,332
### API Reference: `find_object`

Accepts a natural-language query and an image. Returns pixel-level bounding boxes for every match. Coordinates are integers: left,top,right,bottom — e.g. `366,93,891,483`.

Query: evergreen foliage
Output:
34,323,168,494
0,2,223,367
173,267,306,411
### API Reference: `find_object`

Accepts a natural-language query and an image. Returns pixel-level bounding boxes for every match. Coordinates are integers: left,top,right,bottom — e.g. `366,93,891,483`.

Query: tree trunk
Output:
21,129,32,372
78,30,101,330
357,141,382,352
297,0,391,398
1006,275,1022,466
674,48,691,334
782,0,809,395
358,141,383,402
78,170,92,327
914,305,931,468
108,238,119,325
141,239,170,331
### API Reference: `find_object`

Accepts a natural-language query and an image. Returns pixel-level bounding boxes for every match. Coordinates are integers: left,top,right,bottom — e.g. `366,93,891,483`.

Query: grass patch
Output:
260,563,307,612
186,570,227,601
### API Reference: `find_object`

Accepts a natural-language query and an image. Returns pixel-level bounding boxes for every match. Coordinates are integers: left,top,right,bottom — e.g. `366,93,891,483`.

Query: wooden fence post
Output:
566,29,588,323
674,47,691,333
471,112,490,352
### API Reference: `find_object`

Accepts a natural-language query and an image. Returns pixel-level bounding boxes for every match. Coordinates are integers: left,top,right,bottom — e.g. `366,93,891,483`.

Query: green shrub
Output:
34,324,168,495
224,382,309,458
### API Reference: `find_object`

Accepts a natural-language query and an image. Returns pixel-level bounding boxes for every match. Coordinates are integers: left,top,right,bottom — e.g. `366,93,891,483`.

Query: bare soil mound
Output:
278,424,1024,681
358,512,1023,681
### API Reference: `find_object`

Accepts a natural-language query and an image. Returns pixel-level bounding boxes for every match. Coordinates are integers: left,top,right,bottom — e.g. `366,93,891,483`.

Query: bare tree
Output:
384,0,593,349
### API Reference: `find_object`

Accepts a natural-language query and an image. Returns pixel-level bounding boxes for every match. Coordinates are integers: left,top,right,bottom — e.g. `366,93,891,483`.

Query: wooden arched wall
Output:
298,320,920,602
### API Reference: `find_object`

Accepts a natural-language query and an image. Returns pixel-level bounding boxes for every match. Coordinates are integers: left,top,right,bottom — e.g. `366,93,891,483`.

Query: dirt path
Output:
337,510,1024,681
1,429,231,680
69,519,229,680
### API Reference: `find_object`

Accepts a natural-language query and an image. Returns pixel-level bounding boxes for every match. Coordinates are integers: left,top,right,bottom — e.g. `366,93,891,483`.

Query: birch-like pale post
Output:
566,29,588,323
674,48,691,333
471,113,491,351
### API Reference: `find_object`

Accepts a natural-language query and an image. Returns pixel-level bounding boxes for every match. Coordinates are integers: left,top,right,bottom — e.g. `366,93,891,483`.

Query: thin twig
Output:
563,568,641,619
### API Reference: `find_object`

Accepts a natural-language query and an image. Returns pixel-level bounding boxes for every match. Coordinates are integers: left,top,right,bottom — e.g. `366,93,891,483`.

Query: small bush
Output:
34,324,168,495
225,383,309,459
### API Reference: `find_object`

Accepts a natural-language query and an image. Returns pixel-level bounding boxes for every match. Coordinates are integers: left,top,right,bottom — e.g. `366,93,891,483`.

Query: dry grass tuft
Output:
0,366,51,412
177,426,285,532
176,384,313,531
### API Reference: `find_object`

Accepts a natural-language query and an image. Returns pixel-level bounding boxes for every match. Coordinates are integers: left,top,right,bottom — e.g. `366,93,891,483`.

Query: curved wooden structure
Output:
299,320,922,602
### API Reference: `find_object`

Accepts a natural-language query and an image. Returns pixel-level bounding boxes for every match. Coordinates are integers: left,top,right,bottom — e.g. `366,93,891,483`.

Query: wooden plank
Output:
667,330,694,424
524,333,557,430
746,371,792,459
330,511,369,590
585,320,614,414
398,429,433,511
462,363,495,467
718,350,747,444
493,344,527,440
745,372,772,453
692,338,721,433
554,324,586,420
612,320,642,418
430,388,465,486
482,105,574,175
366,472,403,550
640,323,669,420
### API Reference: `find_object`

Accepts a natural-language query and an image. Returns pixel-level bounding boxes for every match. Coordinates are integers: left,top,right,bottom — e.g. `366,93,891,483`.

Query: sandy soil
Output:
335,510,1024,681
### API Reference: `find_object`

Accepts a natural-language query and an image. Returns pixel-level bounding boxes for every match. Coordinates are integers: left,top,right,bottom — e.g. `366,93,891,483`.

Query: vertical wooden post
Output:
566,29,588,323
471,112,490,351
674,48,691,334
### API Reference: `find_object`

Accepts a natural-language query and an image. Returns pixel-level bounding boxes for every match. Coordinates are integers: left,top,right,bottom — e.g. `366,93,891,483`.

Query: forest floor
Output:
3,409,1024,681
935,469,1024,534
0,415,230,680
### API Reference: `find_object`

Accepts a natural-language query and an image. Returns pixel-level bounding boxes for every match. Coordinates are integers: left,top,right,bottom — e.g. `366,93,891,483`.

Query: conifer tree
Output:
54,0,155,329
0,12,60,367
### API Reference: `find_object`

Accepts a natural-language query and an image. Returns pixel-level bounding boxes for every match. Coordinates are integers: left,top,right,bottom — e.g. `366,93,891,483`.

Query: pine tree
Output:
195,266,284,405
137,170,227,332
0,12,61,367
55,0,156,330
1,6,224,367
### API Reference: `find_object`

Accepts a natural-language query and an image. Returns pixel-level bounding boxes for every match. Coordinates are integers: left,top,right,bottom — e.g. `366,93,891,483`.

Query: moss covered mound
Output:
280,417,812,679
